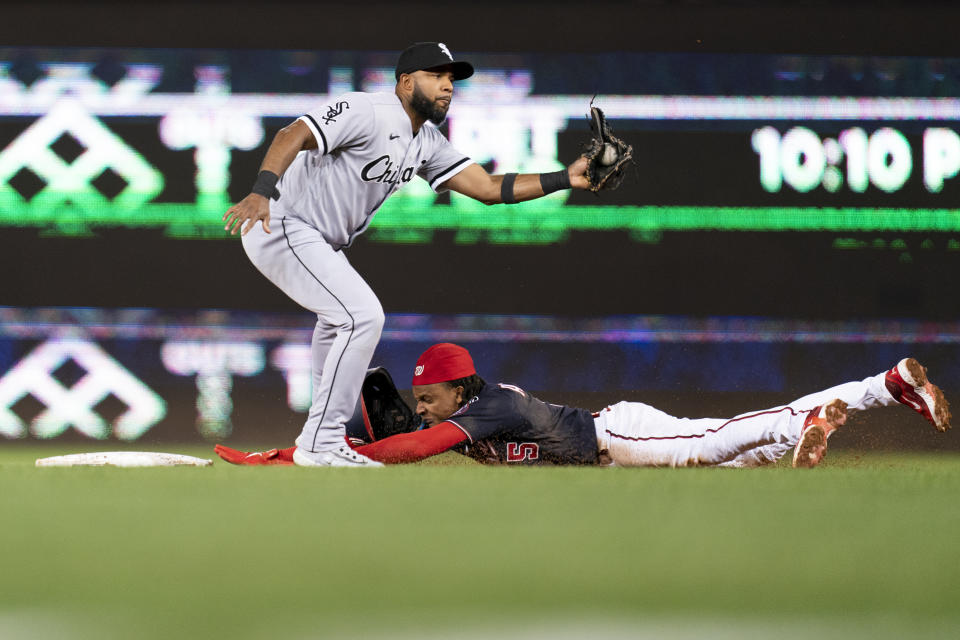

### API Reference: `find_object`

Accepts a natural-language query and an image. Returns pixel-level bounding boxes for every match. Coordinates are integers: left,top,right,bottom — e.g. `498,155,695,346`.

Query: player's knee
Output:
354,302,385,337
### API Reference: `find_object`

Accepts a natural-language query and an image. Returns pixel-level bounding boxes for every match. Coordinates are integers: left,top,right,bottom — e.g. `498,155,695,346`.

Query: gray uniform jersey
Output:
273,91,473,249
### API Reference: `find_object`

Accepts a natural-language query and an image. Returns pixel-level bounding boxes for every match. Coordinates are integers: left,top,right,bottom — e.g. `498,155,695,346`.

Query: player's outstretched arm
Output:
353,422,468,464
223,120,318,236
443,157,589,205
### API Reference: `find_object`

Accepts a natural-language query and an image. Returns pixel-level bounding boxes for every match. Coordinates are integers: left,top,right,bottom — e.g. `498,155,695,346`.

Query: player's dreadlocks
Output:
445,374,486,406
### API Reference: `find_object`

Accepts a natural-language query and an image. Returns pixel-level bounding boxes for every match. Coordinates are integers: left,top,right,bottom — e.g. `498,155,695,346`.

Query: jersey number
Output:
507,442,539,462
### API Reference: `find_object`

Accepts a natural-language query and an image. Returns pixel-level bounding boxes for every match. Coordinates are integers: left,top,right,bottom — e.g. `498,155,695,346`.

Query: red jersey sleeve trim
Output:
353,421,468,464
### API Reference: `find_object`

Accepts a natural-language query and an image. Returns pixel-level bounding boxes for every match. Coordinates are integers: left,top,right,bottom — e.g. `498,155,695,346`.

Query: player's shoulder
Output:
364,91,403,108
481,382,528,405
449,383,519,416
311,92,382,120
345,91,409,121
492,382,528,395
324,91,374,110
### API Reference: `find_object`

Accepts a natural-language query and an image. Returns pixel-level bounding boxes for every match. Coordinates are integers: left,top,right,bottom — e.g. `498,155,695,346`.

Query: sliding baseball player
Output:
217,344,950,468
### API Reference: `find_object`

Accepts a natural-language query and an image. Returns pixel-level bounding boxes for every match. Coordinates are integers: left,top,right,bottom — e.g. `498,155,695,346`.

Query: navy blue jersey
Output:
445,383,599,465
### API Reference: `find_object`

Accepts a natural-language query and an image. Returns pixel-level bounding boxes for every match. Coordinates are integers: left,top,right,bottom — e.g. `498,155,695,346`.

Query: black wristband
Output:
500,173,518,204
539,169,572,195
252,170,281,200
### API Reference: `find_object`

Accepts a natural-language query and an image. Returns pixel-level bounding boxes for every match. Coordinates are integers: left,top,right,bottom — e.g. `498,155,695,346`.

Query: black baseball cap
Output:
395,42,474,81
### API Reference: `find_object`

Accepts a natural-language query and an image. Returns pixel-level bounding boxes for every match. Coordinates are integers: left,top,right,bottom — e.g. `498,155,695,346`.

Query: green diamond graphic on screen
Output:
0,97,163,227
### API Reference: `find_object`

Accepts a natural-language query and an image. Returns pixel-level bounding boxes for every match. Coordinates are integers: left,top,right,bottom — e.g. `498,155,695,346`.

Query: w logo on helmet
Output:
438,43,453,61
414,365,424,376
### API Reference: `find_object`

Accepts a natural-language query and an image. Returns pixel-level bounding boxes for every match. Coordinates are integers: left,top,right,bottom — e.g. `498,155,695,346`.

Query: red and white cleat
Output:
884,358,952,432
793,399,848,469
214,445,295,466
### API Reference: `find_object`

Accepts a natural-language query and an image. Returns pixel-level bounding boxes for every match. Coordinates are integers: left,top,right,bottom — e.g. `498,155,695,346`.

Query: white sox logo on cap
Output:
395,42,474,81
415,365,424,376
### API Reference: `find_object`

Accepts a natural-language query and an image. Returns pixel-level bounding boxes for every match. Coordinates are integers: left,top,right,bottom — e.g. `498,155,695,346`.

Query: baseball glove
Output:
583,104,634,192
345,367,421,444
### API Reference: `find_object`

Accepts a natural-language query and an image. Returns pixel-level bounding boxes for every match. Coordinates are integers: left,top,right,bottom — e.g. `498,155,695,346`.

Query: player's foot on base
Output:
214,445,295,466
792,399,848,469
884,358,952,432
293,446,384,468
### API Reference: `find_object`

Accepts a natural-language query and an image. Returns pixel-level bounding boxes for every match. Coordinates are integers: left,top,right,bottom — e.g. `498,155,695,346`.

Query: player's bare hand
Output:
223,194,271,236
567,156,590,190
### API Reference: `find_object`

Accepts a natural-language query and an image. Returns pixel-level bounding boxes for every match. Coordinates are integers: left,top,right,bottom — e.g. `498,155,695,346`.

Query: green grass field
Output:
1,446,958,639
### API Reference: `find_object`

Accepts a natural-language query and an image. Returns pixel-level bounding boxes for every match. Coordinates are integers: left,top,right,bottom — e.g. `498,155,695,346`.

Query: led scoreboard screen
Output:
3,49,960,232
611,104,960,213
1,48,959,317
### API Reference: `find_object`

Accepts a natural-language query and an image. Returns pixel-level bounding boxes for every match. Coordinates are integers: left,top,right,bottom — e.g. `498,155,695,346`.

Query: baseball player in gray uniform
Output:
223,43,591,467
